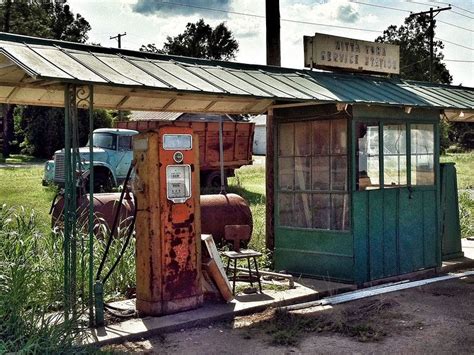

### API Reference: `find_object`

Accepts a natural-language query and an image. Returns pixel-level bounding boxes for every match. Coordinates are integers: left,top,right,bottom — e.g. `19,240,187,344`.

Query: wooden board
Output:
201,234,233,301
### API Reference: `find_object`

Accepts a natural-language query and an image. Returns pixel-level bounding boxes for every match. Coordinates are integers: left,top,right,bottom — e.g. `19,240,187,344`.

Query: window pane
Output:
312,193,330,229
279,123,294,156
312,156,330,190
295,157,311,190
278,157,294,190
295,193,312,228
383,124,406,154
356,122,380,190
411,124,434,185
331,194,350,230
331,119,347,154
295,121,311,156
384,155,407,186
313,121,330,155
383,124,407,187
119,136,132,150
279,193,293,226
331,156,347,190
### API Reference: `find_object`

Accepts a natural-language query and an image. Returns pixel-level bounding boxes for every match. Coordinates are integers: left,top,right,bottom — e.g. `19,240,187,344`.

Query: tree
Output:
376,14,452,84
15,107,112,159
0,0,90,42
140,19,238,60
0,0,92,157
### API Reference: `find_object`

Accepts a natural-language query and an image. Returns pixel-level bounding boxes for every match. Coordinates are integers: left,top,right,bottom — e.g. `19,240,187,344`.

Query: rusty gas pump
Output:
133,127,203,316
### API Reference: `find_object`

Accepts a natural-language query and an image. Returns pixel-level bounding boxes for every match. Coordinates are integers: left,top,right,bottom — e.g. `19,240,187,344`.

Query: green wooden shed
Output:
272,99,469,285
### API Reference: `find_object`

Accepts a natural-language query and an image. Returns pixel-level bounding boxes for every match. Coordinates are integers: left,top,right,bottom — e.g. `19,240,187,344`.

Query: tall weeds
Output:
0,205,88,353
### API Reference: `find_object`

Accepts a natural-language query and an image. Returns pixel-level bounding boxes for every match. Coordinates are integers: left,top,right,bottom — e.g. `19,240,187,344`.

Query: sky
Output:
71,0,473,87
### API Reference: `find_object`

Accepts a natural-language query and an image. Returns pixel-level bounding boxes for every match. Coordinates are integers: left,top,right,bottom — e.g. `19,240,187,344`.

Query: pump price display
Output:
163,134,192,150
166,165,192,203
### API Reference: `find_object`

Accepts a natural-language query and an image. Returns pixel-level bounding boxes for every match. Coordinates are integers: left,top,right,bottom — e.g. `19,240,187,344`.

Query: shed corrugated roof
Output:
0,32,472,115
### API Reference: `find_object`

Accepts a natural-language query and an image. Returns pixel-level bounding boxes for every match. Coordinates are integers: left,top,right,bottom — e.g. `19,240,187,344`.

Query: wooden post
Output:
266,107,275,251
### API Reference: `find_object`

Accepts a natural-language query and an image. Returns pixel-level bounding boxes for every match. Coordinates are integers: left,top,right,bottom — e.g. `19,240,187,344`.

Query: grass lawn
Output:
0,164,56,230
0,152,472,242
440,152,474,189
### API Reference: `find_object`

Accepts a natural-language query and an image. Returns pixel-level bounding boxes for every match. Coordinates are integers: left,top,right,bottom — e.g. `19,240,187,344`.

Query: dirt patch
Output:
104,275,474,354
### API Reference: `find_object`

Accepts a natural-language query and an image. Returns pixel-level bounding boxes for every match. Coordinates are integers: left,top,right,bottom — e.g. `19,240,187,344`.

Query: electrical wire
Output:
435,37,474,50
156,0,383,33
427,0,474,14
407,0,474,19
352,0,473,32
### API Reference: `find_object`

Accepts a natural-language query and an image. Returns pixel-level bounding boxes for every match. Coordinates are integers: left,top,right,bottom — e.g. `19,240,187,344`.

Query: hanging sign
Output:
304,33,400,75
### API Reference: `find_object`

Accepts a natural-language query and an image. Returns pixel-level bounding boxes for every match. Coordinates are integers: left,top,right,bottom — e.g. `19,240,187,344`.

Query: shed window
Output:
277,119,349,231
356,121,435,190
411,124,434,185
383,124,407,187
356,122,380,190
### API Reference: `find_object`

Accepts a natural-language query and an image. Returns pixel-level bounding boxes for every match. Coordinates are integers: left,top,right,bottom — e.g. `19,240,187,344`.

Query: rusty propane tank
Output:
51,192,253,243
200,193,253,244
51,192,135,233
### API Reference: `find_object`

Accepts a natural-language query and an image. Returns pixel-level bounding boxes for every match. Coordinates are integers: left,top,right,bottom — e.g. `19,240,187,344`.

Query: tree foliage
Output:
0,1,96,158
376,14,452,84
0,0,90,42
140,19,238,60
15,106,112,159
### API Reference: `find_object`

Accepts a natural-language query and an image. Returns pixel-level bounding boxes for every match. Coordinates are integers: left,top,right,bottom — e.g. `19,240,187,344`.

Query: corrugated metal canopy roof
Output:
0,32,472,116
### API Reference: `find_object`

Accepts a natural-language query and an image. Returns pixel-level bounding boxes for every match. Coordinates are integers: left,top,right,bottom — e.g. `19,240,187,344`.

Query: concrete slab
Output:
85,279,354,346
441,239,474,273
84,240,474,347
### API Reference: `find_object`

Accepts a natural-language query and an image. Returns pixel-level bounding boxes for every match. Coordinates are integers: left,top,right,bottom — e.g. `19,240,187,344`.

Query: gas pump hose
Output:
95,161,136,281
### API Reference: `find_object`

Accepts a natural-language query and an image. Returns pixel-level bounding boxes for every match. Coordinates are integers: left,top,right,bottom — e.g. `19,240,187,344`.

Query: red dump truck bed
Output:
116,120,255,186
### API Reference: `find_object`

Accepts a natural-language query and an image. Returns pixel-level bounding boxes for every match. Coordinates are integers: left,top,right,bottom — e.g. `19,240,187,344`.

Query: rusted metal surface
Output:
224,224,252,252
116,120,255,173
51,192,135,234
200,193,253,244
51,192,253,245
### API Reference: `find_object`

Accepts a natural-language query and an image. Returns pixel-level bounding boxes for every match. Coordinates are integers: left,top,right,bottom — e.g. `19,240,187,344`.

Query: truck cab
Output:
43,128,138,192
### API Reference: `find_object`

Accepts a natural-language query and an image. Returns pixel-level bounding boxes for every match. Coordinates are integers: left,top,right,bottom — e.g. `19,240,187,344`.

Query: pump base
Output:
137,294,203,317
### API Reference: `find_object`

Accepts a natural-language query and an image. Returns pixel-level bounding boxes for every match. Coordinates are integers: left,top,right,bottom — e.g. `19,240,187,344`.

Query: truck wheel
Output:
89,170,113,193
205,171,227,188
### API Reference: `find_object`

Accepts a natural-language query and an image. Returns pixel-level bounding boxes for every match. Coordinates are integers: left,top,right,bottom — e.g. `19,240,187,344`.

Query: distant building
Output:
251,115,266,155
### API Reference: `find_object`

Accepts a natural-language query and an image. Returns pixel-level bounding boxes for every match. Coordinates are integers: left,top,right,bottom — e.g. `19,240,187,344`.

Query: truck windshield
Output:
88,133,117,150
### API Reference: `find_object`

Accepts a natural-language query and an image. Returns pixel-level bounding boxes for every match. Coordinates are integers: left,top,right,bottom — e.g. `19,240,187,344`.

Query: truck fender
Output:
83,161,118,186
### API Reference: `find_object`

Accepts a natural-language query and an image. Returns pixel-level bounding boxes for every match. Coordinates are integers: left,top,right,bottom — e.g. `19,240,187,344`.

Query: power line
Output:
350,1,409,13
157,1,383,33
425,0,474,15
146,1,473,54
436,37,474,50
437,19,473,32
407,0,474,19
444,59,474,63
352,0,473,32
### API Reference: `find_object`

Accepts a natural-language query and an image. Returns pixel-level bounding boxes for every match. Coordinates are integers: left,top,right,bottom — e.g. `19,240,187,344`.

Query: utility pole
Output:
265,0,281,66
110,32,127,49
265,0,281,251
410,6,451,83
